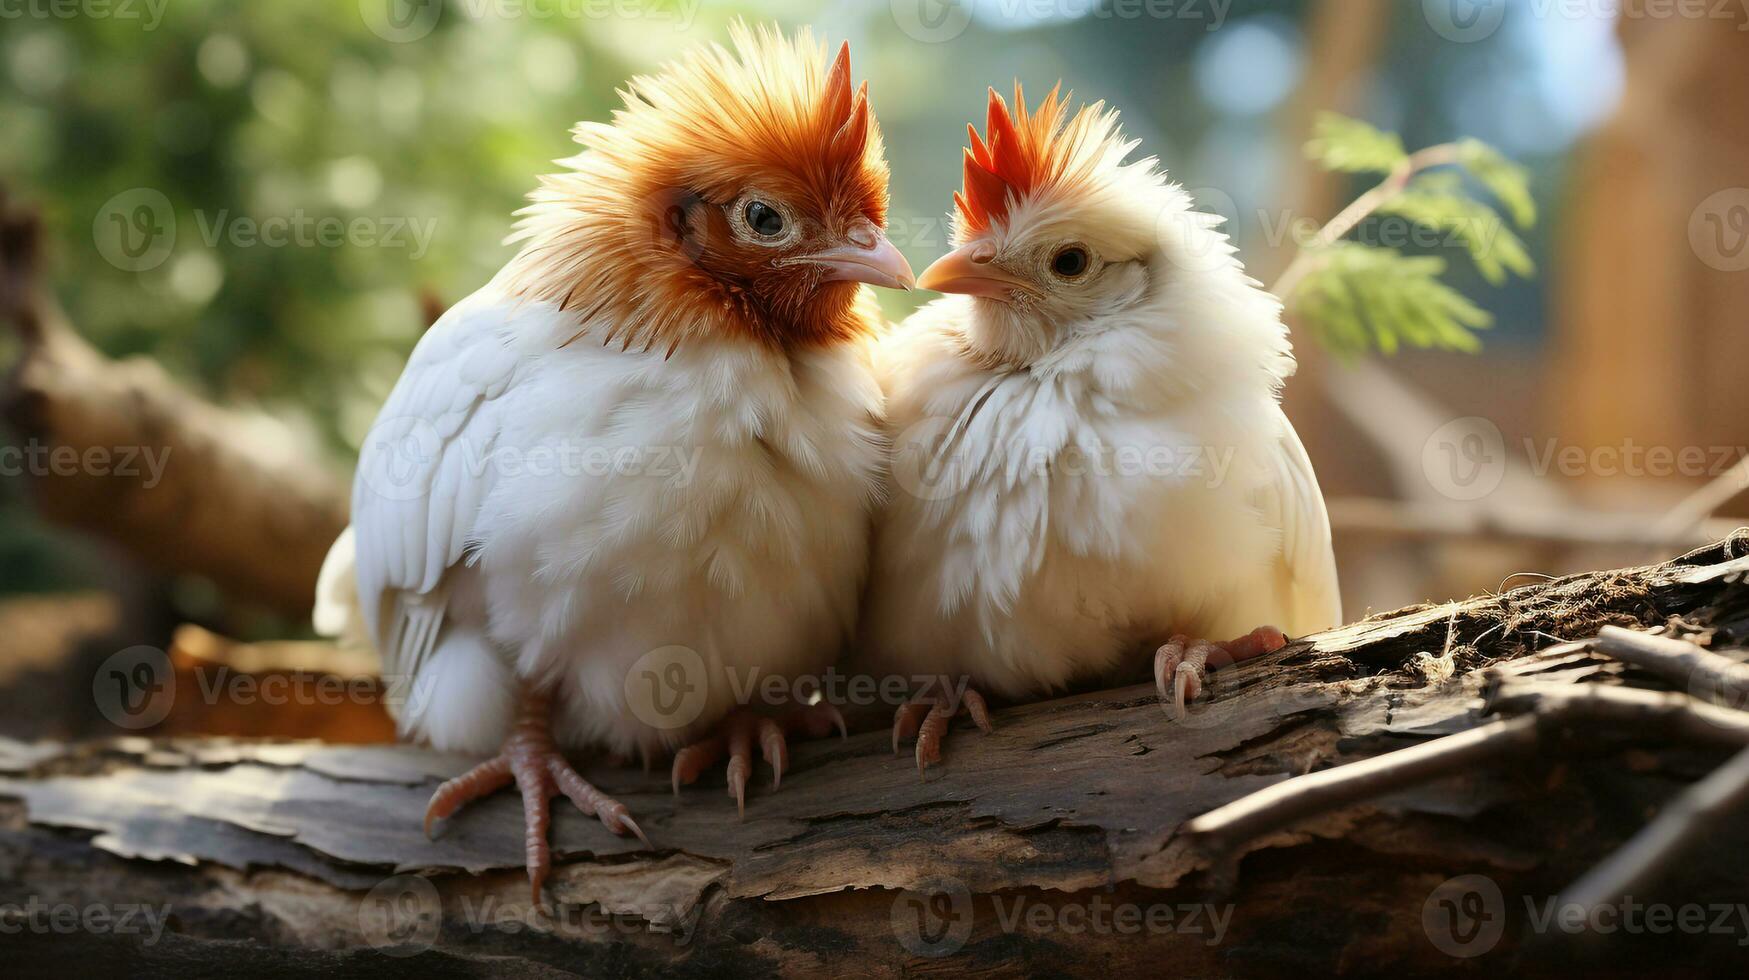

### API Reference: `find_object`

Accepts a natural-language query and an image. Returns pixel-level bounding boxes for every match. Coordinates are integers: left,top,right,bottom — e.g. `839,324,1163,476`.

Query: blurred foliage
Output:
1288,114,1537,358
0,0,1586,594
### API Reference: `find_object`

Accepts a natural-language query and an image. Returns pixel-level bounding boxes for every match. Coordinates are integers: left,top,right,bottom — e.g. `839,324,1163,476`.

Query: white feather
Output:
859,182,1341,701
317,279,885,756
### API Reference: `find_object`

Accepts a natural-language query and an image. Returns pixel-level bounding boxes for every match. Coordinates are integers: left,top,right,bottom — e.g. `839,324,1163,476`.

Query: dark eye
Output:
744,200,785,238
1052,246,1089,278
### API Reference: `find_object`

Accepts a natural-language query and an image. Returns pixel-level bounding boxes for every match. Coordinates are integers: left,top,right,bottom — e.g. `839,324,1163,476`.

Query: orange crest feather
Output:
955,83,1079,232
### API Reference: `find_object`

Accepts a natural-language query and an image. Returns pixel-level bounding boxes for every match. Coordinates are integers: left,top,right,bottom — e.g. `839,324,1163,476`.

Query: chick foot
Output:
424,688,649,903
670,703,847,818
1154,626,1288,719
892,681,993,776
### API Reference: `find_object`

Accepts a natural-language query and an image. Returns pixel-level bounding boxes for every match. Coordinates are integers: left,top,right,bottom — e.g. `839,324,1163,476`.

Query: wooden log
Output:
5,536,1749,975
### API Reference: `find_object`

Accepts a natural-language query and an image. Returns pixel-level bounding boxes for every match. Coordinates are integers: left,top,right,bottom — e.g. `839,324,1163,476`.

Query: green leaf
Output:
1305,113,1408,175
1377,185,1536,286
1286,244,1493,358
1457,139,1537,228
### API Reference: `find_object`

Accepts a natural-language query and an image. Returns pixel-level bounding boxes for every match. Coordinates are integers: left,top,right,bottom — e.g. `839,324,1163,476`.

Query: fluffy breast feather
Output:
861,280,1304,699
467,286,887,755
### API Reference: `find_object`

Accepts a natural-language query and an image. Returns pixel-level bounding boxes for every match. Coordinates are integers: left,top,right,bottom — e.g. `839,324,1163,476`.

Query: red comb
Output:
955,82,1070,231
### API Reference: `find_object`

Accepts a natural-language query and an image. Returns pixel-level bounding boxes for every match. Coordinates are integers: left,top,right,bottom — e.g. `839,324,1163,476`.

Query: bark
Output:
5,536,1749,977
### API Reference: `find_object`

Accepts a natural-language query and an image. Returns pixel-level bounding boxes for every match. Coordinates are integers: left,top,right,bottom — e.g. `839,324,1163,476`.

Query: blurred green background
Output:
0,0,1626,598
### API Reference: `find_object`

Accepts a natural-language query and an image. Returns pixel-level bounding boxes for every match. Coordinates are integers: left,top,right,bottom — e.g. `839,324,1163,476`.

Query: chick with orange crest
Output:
861,86,1340,769
315,26,910,896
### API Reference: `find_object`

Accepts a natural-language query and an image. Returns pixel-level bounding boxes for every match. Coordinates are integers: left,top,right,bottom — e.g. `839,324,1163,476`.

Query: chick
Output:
859,86,1340,771
316,25,910,897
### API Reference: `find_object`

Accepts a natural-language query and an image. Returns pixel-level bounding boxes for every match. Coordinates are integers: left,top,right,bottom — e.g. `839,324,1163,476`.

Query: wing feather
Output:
1254,408,1343,635
350,296,520,685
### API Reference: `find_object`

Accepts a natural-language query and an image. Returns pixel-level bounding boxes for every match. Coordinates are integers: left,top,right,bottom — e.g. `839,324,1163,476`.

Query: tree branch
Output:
0,186,348,618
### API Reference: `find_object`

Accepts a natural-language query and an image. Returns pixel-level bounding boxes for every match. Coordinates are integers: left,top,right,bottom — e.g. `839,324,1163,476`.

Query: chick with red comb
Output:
859,84,1341,771
317,25,910,899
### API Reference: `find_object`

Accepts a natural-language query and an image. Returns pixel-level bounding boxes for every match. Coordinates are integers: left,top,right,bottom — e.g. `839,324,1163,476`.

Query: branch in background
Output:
1272,141,1463,301
0,188,348,620
1654,453,1749,539
1272,116,1536,357
1327,496,1740,552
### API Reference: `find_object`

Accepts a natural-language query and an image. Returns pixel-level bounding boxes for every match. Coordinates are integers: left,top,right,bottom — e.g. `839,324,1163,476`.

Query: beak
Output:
917,241,1035,299
795,227,915,290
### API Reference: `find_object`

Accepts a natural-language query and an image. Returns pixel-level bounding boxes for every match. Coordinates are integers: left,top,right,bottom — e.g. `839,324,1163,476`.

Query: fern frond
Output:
1377,185,1536,286
1305,113,1408,175
1290,244,1493,358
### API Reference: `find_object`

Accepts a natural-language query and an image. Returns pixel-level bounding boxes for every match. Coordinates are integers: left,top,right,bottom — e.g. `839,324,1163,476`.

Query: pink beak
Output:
917,241,1035,299
794,223,915,290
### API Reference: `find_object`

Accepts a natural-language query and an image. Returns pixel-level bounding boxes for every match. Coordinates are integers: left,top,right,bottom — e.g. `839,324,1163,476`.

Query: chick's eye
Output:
1052,246,1089,279
744,200,785,238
